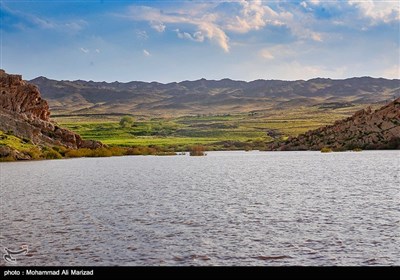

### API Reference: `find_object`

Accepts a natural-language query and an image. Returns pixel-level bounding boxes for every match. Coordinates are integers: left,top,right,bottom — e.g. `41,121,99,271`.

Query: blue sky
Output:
1,0,399,82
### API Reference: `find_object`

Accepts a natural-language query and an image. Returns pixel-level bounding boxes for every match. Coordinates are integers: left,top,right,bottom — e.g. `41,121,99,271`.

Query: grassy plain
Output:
54,105,364,150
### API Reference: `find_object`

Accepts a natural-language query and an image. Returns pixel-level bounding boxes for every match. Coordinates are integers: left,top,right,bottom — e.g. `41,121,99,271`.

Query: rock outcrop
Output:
269,98,400,151
0,69,102,149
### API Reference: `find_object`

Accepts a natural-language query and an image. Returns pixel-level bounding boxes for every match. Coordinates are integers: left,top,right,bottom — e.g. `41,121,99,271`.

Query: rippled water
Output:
1,151,399,266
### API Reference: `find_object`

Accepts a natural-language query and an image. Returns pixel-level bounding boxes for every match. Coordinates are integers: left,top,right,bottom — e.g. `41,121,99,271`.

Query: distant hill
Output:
268,98,400,151
30,76,400,116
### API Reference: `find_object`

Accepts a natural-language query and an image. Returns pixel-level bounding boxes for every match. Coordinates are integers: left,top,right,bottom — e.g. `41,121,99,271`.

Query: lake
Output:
1,151,399,266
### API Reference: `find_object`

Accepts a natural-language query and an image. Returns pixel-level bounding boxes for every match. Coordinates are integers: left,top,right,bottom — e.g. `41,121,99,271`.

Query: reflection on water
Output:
1,151,399,266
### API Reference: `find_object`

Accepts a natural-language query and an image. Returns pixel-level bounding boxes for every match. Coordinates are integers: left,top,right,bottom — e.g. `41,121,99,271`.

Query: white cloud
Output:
80,47,89,53
383,65,400,79
31,16,55,29
219,0,283,33
79,47,101,54
136,30,148,40
143,49,151,56
309,0,320,5
175,29,205,42
64,20,88,32
311,32,323,42
349,0,400,23
287,22,324,42
198,22,230,52
259,44,297,61
279,62,347,80
128,5,231,52
125,1,396,52
126,2,289,53
175,25,227,52
259,49,274,60
150,21,166,32
3,5,88,33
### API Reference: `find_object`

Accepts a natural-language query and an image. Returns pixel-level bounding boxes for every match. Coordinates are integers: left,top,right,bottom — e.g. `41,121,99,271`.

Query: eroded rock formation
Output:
0,69,102,149
269,98,400,151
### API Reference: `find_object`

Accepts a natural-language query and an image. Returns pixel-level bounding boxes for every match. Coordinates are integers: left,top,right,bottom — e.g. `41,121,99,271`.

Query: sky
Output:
0,0,399,82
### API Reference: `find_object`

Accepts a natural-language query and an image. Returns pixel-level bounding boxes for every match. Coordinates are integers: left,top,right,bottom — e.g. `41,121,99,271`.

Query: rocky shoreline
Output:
268,98,400,151
0,69,103,160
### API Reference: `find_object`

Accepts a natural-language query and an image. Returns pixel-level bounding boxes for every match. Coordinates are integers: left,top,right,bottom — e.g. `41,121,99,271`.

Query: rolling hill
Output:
30,76,400,117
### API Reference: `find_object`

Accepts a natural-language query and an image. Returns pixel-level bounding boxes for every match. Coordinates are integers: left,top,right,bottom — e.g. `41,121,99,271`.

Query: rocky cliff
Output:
268,98,400,151
0,69,102,151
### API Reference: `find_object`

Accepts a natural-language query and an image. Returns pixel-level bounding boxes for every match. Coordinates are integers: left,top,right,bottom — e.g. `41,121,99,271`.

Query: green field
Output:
54,105,363,150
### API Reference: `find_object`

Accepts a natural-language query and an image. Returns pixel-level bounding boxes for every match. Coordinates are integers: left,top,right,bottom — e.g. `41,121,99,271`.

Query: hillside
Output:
268,98,400,151
0,69,102,160
30,76,400,116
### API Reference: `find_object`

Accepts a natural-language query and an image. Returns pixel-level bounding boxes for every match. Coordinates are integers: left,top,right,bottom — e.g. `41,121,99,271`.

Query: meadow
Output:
54,105,363,151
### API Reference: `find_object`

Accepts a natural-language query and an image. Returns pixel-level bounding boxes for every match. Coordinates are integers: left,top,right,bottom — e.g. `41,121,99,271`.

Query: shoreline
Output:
1,148,399,163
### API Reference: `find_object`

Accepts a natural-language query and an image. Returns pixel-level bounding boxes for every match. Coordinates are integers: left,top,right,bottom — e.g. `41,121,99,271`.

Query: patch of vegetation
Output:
317,102,354,110
0,155,16,162
189,145,206,156
63,145,177,158
119,116,135,128
321,147,333,153
65,148,115,158
43,149,63,159
55,106,353,152
4,104,384,161
1,130,65,161
0,130,37,151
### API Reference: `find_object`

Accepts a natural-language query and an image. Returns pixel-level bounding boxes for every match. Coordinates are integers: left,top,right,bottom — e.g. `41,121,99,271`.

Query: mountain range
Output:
30,76,400,116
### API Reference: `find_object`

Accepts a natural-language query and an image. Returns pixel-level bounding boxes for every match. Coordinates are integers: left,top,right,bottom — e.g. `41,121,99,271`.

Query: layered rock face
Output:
269,98,400,151
0,69,102,149
0,70,50,121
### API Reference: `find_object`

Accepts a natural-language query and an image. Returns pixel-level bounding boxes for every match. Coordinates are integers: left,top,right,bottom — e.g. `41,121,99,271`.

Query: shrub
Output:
89,148,112,157
108,146,126,156
0,156,15,162
119,116,135,128
320,147,333,153
156,151,177,156
126,147,142,155
352,148,362,152
147,147,157,155
44,150,62,159
65,148,92,158
52,145,68,156
24,147,42,159
126,146,159,156
189,145,206,156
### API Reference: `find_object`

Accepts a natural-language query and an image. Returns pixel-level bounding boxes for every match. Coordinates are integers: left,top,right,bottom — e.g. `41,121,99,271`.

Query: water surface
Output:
1,151,399,266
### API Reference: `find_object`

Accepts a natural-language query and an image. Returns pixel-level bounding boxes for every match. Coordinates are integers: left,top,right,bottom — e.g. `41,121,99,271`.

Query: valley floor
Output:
54,105,366,151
